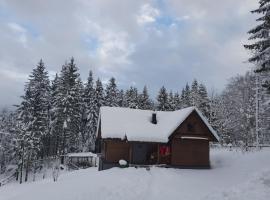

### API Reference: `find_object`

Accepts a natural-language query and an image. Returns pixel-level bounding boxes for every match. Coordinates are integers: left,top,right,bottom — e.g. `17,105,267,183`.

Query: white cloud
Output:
0,68,27,80
7,22,28,47
0,0,258,107
176,15,190,21
79,18,135,74
7,22,26,33
0,60,28,81
136,4,160,25
98,31,134,65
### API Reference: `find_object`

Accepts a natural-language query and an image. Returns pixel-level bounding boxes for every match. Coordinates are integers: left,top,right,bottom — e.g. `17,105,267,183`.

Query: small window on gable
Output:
187,123,194,132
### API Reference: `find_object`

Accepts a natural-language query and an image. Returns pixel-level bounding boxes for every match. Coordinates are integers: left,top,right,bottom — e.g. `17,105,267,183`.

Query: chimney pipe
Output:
152,113,157,124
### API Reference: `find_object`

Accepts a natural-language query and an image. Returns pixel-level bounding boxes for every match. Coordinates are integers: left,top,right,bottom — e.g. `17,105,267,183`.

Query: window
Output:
187,123,195,132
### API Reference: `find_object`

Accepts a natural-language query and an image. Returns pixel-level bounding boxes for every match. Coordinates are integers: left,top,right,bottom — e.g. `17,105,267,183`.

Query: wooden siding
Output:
171,138,209,166
169,111,211,167
170,110,216,141
105,140,130,163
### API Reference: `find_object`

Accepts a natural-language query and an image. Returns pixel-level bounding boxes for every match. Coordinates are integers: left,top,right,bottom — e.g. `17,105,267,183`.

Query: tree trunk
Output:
19,142,24,184
55,134,59,155
62,129,66,155
24,154,30,182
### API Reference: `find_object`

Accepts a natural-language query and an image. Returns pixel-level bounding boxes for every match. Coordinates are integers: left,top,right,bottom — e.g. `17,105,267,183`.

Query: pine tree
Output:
244,0,270,91
180,89,186,108
198,83,210,118
16,59,51,182
117,89,126,107
181,83,191,108
157,86,169,111
76,78,85,151
174,92,182,110
17,59,51,160
138,86,152,110
16,86,33,183
190,79,199,107
56,58,82,154
125,86,139,109
95,78,104,111
82,71,97,151
0,109,16,173
30,60,51,157
50,74,63,155
104,77,119,107
168,90,176,111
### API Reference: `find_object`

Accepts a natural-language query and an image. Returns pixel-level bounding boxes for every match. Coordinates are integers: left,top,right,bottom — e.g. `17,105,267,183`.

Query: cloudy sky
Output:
0,0,258,108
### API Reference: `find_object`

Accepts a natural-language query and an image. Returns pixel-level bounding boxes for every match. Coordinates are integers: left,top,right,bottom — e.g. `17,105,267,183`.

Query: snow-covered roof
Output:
98,106,219,143
67,152,97,158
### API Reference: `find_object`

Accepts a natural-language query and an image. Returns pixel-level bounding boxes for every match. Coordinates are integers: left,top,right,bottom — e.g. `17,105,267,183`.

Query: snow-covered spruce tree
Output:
76,78,85,151
198,83,210,118
244,0,270,92
56,58,83,154
125,86,139,109
181,84,191,108
16,87,32,183
50,74,63,155
174,92,182,110
0,109,16,173
95,78,105,113
157,86,169,111
168,90,176,111
180,89,186,108
16,59,51,168
117,89,126,107
104,77,119,107
138,86,153,110
29,60,51,158
82,71,97,151
190,79,199,107
89,78,105,152
16,85,39,182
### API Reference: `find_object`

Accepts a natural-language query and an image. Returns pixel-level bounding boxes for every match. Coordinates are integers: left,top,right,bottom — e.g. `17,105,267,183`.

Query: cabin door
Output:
132,143,148,164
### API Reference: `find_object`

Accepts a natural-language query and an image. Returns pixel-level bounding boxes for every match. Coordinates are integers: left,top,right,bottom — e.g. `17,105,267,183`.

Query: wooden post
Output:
129,144,132,164
157,144,160,164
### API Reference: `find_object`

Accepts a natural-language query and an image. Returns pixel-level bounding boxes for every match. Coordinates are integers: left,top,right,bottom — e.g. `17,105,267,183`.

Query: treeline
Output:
15,58,211,158
0,58,211,174
210,71,270,147
0,58,269,180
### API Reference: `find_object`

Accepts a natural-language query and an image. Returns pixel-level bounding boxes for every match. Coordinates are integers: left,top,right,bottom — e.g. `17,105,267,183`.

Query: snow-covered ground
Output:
0,148,270,200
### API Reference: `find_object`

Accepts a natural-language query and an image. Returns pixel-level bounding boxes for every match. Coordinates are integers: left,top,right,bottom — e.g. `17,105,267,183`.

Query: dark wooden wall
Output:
170,110,212,167
171,111,216,141
171,138,209,167
104,140,130,163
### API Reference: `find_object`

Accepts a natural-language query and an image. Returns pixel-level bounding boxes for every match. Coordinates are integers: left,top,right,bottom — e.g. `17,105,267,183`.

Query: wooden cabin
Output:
96,106,219,170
